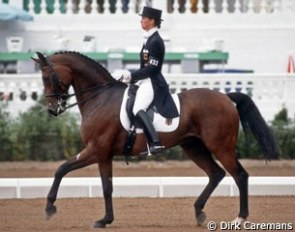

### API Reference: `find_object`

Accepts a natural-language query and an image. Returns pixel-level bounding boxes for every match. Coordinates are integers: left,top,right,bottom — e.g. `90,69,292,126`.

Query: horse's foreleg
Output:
45,150,96,219
93,160,114,228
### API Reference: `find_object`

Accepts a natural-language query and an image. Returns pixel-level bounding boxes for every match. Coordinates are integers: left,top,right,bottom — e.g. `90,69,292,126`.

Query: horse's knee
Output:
55,163,69,179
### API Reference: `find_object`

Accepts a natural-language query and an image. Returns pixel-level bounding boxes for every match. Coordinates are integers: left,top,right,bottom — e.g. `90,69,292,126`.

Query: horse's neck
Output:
71,71,117,116
74,66,110,85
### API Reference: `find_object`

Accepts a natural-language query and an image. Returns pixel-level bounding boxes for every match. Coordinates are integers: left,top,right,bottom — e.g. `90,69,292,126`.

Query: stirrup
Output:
149,145,164,154
139,144,165,156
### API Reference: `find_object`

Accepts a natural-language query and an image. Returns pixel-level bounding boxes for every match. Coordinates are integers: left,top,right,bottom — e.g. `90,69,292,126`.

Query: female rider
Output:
121,6,179,154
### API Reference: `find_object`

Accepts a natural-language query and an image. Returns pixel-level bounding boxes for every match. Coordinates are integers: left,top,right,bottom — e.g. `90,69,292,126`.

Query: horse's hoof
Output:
196,212,207,226
92,220,106,228
45,205,57,220
232,217,245,224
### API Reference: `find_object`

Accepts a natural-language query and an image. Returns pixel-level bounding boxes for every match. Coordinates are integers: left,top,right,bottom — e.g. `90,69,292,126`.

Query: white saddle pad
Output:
120,86,180,133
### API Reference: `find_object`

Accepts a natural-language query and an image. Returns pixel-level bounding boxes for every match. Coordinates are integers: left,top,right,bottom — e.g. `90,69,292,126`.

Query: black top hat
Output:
140,6,163,21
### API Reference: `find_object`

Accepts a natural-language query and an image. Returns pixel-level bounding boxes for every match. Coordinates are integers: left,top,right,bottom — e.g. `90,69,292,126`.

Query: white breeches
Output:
132,78,154,115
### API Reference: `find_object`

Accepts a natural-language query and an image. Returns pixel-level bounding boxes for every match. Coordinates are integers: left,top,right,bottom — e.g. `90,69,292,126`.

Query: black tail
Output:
227,92,279,160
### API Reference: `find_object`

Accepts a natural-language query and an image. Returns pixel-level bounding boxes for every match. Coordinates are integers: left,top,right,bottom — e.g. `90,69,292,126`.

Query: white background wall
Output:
0,1,295,73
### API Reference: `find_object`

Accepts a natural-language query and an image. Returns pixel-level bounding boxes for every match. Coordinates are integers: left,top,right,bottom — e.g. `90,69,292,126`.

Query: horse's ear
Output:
33,52,48,67
31,56,40,64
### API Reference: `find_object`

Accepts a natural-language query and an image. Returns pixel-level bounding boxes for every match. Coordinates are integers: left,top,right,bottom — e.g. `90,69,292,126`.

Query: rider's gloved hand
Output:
120,70,132,84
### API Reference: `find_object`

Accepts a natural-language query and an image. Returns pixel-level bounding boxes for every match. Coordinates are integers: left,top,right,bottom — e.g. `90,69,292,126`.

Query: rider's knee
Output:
132,107,141,116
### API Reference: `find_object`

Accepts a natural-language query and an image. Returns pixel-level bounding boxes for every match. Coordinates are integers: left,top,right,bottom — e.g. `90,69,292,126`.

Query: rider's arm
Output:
131,40,164,82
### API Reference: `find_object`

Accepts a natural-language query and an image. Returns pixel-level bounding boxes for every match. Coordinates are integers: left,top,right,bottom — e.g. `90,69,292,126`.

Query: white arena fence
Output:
0,177,294,199
1,73,295,121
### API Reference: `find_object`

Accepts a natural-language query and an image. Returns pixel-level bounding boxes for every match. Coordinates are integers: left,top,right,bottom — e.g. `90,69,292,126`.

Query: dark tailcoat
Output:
131,31,179,118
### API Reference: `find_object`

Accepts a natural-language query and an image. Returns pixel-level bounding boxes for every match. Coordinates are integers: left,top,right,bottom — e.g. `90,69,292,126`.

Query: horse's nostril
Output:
48,108,58,117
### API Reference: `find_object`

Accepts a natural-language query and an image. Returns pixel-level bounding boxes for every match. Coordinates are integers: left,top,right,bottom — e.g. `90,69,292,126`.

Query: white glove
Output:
120,70,132,84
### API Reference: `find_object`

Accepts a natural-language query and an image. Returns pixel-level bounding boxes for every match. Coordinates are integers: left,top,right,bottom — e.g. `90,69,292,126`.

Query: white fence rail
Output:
1,73,295,121
0,177,294,199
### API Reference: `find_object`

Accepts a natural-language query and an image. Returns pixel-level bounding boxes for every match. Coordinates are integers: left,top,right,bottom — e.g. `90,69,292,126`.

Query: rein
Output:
62,82,114,110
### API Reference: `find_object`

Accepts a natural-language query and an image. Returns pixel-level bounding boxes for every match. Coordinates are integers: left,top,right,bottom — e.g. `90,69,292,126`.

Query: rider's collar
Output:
143,27,158,44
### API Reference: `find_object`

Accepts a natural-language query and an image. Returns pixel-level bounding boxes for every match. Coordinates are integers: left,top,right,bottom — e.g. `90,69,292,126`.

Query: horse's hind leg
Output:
216,154,249,221
45,149,96,219
181,138,226,226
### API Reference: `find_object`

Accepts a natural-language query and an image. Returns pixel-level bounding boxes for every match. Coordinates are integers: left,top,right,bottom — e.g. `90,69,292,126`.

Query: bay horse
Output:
32,51,279,228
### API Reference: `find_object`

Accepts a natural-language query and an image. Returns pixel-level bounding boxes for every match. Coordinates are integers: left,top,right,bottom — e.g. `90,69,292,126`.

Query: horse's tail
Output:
227,92,279,160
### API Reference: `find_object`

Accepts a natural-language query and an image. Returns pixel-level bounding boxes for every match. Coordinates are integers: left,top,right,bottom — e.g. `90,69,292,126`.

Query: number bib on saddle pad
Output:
120,86,180,133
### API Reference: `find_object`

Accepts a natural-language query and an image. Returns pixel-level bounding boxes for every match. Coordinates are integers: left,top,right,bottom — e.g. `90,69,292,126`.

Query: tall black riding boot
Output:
136,110,164,154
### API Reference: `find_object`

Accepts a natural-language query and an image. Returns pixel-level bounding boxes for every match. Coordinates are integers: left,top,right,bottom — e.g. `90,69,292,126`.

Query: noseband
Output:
43,57,114,115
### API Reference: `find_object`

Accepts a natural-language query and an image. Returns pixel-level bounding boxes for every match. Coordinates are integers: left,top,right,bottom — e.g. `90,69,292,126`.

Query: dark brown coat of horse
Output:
32,51,279,228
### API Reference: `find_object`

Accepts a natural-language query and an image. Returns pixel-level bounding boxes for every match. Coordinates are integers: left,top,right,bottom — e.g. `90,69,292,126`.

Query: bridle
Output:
43,57,114,115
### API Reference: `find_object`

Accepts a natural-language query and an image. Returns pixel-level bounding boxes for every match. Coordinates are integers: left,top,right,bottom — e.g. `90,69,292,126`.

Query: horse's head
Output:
32,52,72,116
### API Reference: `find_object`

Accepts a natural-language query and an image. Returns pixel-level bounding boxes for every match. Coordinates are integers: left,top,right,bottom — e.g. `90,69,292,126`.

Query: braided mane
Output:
53,51,114,81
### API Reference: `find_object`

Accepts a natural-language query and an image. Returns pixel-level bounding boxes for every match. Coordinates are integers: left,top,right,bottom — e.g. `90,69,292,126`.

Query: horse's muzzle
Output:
48,104,65,117
48,108,59,117
47,97,67,116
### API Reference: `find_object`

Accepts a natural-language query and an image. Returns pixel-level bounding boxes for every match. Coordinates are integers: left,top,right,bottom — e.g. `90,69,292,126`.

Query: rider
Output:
121,6,179,154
